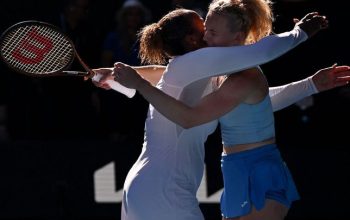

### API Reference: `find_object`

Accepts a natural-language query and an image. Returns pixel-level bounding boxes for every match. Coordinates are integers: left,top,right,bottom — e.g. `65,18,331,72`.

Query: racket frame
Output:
0,20,94,78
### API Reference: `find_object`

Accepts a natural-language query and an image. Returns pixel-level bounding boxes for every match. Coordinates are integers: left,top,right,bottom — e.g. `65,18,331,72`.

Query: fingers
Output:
333,66,350,85
318,16,329,29
93,68,113,75
92,68,114,82
114,62,129,68
331,65,350,78
295,11,329,38
98,83,112,90
113,62,128,79
307,14,328,28
92,79,111,90
113,65,127,81
296,12,318,24
302,12,319,20
113,70,119,81
332,65,350,72
333,79,350,87
293,18,299,24
334,73,350,81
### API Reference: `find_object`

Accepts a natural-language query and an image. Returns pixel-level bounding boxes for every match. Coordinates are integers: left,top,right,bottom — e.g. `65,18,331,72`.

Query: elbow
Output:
179,117,200,129
171,109,205,129
181,123,195,129
264,49,281,61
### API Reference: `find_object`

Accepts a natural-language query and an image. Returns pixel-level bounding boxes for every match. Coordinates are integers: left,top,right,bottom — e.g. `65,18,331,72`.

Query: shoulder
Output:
225,68,262,86
219,67,265,100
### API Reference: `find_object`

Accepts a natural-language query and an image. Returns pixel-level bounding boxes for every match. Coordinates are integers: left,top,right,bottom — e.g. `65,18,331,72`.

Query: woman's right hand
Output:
91,68,114,90
113,62,146,90
311,64,350,92
294,12,329,38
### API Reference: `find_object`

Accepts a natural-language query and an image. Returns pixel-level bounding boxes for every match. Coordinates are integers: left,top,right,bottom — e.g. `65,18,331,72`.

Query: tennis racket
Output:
0,20,136,98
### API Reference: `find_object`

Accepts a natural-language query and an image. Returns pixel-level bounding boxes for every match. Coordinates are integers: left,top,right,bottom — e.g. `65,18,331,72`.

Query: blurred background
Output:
0,0,349,219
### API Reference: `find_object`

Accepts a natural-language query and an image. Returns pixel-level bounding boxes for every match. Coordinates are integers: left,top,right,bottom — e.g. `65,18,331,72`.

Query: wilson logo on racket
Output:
0,20,136,98
12,28,53,65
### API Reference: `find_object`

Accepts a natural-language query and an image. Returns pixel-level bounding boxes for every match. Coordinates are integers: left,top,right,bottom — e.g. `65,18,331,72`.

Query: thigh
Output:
222,199,289,220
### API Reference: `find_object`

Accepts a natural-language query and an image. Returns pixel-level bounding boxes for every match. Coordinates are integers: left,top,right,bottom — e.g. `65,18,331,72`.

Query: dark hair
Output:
138,9,200,64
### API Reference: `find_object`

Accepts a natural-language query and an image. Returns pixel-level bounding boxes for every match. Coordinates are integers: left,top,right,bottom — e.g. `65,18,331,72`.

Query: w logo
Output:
12,28,53,64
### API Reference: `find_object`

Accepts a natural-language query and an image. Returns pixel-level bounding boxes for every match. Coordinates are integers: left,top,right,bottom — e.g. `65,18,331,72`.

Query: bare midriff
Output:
223,138,276,155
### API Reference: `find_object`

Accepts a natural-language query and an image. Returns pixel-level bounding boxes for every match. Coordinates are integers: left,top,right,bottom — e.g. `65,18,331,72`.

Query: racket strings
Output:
9,26,53,72
1,24,75,75
2,26,45,72
2,27,29,66
43,28,73,73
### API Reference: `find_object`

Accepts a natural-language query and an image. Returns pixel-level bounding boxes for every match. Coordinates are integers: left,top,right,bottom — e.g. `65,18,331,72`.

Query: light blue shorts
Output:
220,144,299,218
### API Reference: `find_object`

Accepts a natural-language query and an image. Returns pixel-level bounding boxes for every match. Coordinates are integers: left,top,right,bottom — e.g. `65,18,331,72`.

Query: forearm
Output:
132,65,165,86
132,65,165,75
167,27,308,86
269,77,318,111
136,80,194,128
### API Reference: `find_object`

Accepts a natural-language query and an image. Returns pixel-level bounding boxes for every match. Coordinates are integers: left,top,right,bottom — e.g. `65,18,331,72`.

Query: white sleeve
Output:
269,77,319,112
165,27,308,86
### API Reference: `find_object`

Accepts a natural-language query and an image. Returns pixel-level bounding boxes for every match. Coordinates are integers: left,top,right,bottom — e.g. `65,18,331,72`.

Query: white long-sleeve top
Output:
269,76,318,111
121,27,308,220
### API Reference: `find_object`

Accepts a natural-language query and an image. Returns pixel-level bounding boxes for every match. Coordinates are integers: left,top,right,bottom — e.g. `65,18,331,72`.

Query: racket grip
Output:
92,74,136,98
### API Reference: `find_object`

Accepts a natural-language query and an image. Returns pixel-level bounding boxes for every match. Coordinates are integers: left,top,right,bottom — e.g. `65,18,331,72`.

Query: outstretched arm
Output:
269,64,350,111
166,12,328,86
93,12,327,94
92,65,165,90
114,63,258,128
132,65,166,86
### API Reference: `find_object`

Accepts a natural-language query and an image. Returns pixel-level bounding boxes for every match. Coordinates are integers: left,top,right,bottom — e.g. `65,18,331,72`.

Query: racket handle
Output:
92,74,136,98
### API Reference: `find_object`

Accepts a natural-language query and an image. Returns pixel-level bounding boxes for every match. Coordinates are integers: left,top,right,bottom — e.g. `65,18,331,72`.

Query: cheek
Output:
204,34,219,47
209,37,225,47
212,35,236,47
208,41,218,47
205,38,214,47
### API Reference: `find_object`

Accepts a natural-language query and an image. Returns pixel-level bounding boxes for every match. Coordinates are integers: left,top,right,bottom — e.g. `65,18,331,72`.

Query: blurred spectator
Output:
98,0,151,143
5,0,103,140
35,0,103,140
0,63,9,142
101,0,151,66
53,0,102,68
171,0,208,18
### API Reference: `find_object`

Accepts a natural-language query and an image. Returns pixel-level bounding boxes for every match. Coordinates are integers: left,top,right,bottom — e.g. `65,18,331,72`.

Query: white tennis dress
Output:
121,27,308,220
